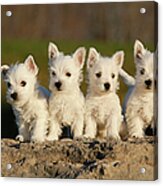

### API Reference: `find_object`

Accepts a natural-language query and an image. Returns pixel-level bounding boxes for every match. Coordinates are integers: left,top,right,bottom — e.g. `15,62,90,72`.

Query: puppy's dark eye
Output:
96,72,102,78
52,71,56,76
20,81,26,87
140,68,145,75
7,82,11,88
112,73,115,79
66,72,71,77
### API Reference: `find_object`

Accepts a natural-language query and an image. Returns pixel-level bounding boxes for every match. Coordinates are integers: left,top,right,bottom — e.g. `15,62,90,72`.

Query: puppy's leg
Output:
97,128,107,139
106,115,121,141
127,117,144,138
46,117,61,141
84,116,97,138
31,113,48,142
16,123,30,142
72,114,84,138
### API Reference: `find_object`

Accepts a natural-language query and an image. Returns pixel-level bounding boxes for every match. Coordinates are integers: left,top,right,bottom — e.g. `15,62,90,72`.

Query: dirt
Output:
1,137,158,180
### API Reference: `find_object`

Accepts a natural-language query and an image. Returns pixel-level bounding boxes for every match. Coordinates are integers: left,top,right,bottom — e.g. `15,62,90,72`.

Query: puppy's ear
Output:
87,48,99,69
48,42,59,60
1,65,10,80
134,40,145,60
113,51,124,69
24,55,38,76
73,47,86,69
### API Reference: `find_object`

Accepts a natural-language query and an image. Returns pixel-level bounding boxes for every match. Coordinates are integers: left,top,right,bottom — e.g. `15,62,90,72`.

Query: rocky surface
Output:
1,137,157,180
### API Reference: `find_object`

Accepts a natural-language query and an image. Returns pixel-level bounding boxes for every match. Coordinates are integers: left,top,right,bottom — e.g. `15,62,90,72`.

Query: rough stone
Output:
1,137,158,180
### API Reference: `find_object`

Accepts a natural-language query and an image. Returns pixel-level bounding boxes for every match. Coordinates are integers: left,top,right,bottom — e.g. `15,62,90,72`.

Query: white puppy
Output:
85,48,124,140
1,55,49,142
120,40,156,138
47,42,86,140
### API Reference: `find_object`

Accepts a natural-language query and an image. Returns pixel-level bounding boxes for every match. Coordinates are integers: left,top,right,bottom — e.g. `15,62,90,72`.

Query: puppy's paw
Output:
107,134,121,143
128,133,144,143
46,135,59,141
31,135,45,143
15,135,24,142
131,132,144,139
83,134,95,139
60,138,73,142
74,135,83,141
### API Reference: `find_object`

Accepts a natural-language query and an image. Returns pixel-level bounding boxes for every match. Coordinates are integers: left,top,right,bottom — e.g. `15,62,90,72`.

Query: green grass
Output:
1,38,154,138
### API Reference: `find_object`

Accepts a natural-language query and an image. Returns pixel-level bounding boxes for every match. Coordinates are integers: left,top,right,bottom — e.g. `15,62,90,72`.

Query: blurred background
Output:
1,2,157,138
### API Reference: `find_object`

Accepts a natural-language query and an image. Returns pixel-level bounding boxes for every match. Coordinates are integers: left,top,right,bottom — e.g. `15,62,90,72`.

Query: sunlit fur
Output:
120,40,156,138
47,42,86,140
85,48,124,140
1,55,49,142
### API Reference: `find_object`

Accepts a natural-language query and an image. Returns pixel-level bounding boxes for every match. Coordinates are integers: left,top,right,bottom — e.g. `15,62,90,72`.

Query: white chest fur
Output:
13,103,37,127
49,92,84,126
86,93,122,125
127,90,153,124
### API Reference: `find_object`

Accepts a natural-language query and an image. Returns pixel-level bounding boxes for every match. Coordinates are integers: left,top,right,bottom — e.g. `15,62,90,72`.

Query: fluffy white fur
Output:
1,55,49,142
120,40,156,138
47,42,86,140
85,48,124,140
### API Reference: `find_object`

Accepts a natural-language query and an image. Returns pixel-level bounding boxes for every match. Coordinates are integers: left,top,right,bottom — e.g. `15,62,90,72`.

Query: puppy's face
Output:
48,42,86,93
134,40,155,91
1,55,38,106
87,48,124,95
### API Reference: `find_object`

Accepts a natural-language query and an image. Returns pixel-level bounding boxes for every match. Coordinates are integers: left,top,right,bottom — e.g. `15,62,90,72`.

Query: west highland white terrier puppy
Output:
47,42,86,141
85,48,124,140
119,40,157,138
1,55,49,142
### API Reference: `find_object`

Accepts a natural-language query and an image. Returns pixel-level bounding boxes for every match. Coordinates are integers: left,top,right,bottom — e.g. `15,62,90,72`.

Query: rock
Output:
1,137,157,180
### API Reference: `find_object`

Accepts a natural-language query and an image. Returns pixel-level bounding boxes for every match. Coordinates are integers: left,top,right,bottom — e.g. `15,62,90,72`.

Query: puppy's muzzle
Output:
11,92,18,100
145,79,152,89
104,82,110,91
55,81,62,90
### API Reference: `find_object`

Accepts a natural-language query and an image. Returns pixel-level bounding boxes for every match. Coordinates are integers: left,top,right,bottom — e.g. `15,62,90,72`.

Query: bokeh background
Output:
1,2,157,138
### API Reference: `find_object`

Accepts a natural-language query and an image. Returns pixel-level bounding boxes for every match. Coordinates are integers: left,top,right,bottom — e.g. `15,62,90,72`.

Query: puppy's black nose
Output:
55,81,62,89
145,79,152,87
104,82,110,90
11,92,18,100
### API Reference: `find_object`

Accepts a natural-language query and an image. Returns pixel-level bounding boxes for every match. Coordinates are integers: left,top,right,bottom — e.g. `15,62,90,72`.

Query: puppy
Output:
47,42,86,140
1,55,49,142
120,40,156,138
85,48,124,140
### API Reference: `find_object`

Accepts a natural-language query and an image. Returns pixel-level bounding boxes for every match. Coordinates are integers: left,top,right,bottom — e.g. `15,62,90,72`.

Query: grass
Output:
1,38,154,138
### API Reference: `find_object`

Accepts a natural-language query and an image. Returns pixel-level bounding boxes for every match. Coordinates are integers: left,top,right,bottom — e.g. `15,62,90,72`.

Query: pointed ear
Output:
134,40,146,60
1,65,10,80
113,51,124,68
87,48,99,69
73,47,86,69
48,42,59,60
24,55,38,76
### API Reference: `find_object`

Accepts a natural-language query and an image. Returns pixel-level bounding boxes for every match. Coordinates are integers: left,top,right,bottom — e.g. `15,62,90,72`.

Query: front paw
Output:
31,135,45,143
128,132,144,142
73,135,83,141
46,135,59,141
130,132,144,139
83,134,95,139
15,135,24,142
107,134,121,143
